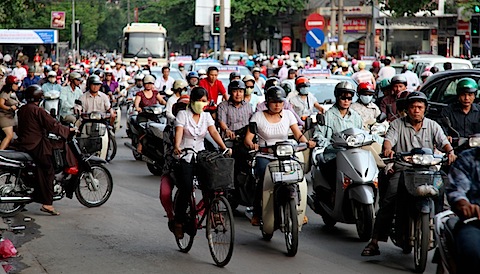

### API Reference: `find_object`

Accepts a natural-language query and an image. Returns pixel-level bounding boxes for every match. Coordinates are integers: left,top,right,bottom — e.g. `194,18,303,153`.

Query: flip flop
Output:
40,206,60,216
361,243,380,256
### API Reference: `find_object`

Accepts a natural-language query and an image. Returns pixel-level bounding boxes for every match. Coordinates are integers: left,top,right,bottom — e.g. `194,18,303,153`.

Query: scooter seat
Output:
0,150,34,162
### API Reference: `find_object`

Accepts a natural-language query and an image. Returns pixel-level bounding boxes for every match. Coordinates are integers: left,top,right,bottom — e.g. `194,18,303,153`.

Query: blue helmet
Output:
186,71,199,81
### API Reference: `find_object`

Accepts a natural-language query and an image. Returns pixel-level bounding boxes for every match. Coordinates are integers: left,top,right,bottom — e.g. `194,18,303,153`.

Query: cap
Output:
358,61,366,69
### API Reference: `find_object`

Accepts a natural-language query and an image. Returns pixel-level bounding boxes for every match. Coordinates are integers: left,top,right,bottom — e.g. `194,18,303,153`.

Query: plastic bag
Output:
0,238,17,259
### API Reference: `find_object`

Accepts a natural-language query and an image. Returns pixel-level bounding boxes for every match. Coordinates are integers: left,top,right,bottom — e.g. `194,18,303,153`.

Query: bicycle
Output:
173,148,235,267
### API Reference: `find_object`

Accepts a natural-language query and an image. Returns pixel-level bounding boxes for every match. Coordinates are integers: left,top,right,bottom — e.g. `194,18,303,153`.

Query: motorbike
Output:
40,89,61,120
433,210,479,274
383,147,446,273
307,114,381,241
0,130,113,217
250,122,308,257
76,105,117,162
124,104,167,175
442,116,480,154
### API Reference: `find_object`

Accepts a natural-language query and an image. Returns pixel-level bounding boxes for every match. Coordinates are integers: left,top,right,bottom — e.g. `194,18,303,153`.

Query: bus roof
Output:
123,23,166,34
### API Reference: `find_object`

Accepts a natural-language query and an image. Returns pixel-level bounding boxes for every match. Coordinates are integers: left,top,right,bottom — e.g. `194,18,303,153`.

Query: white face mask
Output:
359,95,373,104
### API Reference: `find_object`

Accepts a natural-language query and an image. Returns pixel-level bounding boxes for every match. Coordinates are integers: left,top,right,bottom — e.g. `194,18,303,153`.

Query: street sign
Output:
328,36,338,43
309,47,316,59
305,13,325,31
305,28,325,48
465,31,470,40
281,36,292,53
465,40,472,51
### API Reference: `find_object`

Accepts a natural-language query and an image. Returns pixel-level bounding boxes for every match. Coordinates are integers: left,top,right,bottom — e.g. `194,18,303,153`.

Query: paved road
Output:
2,111,439,274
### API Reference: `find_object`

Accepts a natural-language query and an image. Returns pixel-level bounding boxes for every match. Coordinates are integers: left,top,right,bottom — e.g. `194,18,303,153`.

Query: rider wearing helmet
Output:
186,71,199,89
289,76,324,118
242,75,260,110
277,59,288,81
401,63,420,92
218,80,252,139
79,75,117,124
362,91,455,257
165,79,188,120
229,71,241,82
16,84,76,216
22,66,40,90
244,85,315,226
351,82,381,129
440,77,480,141
380,75,408,122
313,81,363,142
41,70,62,100
60,72,83,123
127,73,144,100
197,68,207,79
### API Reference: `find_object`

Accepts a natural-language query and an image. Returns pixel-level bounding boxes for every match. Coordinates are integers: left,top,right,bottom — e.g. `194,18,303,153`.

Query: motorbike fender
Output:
262,161,277,234
86,155,108,165
348,185,375,205
417,197,434,214
336,148,378,182
297,178,307,232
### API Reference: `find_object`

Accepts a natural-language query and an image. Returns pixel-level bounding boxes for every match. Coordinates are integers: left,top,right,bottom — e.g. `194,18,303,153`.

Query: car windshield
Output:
149,68,184,81
194,63,221,72
434,62,472,71
170,62,193,71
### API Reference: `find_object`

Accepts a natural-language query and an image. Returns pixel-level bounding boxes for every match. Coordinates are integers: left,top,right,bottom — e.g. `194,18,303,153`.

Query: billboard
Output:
0,29,59,44
51,11,66,29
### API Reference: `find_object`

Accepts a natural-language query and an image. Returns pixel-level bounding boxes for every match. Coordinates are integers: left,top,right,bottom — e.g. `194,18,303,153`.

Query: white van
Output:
413,57,473,77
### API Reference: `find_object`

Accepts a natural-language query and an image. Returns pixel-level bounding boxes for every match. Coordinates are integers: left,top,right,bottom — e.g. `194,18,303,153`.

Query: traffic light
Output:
471,17,479,35
211,12,220,35
475,5,480,13
214,5,220,12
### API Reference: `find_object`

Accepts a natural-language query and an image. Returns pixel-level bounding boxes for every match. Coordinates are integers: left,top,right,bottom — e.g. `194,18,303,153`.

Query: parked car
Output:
469,57,480,68
413,57,473,77
420,69,480,121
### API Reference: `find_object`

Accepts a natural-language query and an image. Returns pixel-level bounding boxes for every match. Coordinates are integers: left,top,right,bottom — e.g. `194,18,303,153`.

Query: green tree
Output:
230,0,306,52
379,0,438,17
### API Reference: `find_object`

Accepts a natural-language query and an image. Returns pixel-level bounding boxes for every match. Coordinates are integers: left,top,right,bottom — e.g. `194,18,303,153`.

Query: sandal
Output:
40,206,60,216
361,242,380,256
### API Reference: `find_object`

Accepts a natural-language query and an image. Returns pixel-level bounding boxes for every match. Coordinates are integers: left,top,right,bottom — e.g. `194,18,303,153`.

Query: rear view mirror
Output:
316,113,325,126
304,116,313,130
376,113,387,123
75,99,82,106
249,122,258,135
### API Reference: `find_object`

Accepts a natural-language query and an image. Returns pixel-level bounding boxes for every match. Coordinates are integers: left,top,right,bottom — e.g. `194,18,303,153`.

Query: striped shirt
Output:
351,69,374,84
217,99,253,132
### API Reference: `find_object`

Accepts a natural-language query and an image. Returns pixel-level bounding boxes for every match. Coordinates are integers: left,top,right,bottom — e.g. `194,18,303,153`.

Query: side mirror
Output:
304,116,313,130
316,113,325,126
249,122,258,135
376,112,387,123
75,99,82,106
50,108,56,118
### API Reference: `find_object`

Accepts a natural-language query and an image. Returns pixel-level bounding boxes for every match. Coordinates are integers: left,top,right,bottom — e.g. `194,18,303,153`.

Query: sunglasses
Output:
339,96,353,101
246,86,254,88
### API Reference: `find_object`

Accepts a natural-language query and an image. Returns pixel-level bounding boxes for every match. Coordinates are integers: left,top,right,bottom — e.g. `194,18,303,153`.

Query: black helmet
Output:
264,77,280,91
94,69,105,78
24,84,44,103
229,71,241,82
334,81,355,98
406,91,428,108
265,86,286,103
87,75,102,86
228,80,246,95
391,74,408,86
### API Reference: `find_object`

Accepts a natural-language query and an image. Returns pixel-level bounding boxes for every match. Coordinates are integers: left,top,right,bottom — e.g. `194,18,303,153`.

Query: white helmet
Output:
143,75,155,84
47,71,57,77
197,69,207,75
173,79,188,90
134,73,144,80
242,75,255,83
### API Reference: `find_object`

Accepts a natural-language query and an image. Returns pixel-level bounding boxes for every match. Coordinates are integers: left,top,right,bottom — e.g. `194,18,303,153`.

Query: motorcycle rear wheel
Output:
147,163,163,176
413,212,430,273
0,172,25,217
107,131,117,162
282,199,298,257
75,164,113,207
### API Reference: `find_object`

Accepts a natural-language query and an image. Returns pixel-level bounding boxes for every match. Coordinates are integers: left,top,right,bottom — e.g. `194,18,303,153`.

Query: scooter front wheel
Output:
354,202,374,242
107,130,117,161
282,199,298,257
75,164,113,207
413,212,430,273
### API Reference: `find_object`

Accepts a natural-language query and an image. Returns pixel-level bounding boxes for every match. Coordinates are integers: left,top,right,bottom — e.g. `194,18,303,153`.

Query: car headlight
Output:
405,154,442,165
469,136,480,147
276,144,294,157
89,112,102,120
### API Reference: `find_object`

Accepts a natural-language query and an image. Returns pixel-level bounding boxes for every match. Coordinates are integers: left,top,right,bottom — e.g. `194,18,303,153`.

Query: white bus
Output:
121,23,168,66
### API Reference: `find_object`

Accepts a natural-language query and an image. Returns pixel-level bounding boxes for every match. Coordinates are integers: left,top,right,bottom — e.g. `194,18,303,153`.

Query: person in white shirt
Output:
277,59,288,82
154,66,175,93
351,61,376,89
112,60,126,82
253,67,266,88
377,58,396,81
12,60,27,81
401,63,420,92
165,80,188,120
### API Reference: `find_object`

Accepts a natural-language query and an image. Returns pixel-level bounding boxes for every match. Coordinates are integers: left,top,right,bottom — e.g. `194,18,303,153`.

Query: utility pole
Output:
219,0,225,64
369,0,376,56
127,0,131,24
338,0,344,47
71,0,75,64
330,0,337,50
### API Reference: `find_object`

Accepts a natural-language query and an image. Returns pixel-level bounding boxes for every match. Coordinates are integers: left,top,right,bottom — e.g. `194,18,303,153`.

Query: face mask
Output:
189,79,198,86
179,67,184,71
245,87,254,95
181,89,189,95
360,95,373,104
48,77,56,83
298,87,308,95
190,101,208,114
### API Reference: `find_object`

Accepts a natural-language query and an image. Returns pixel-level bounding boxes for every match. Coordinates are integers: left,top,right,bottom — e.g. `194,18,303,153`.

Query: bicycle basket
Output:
268,161,305,184
196,150,235,191
403,170,443,197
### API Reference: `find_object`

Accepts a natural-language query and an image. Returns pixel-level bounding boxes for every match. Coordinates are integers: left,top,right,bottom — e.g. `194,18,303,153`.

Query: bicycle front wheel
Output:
206,195,234,267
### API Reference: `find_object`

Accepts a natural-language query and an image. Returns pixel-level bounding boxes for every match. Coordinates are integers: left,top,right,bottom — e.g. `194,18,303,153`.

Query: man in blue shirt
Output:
22,67,40,90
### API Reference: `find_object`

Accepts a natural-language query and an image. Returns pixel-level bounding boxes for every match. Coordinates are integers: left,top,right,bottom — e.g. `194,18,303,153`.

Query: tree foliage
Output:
379,0,438,17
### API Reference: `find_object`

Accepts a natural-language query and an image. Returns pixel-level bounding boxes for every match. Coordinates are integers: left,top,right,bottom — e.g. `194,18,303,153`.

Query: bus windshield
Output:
124,33,165,58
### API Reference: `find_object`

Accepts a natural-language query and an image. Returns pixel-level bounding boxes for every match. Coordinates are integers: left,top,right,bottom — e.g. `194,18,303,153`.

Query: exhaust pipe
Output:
0,196,32,203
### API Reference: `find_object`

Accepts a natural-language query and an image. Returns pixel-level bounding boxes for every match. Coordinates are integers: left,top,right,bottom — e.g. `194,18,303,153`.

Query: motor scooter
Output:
383,147,447,273
307,114,380,241
249,122,308,257
40,89,61,120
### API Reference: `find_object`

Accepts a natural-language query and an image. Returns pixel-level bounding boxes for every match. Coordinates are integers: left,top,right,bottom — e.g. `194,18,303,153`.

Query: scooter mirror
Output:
75,99,82,106
377,112,387,123
316,113,325,126
50,108,56,118
304,116,313,130
249,122,258,135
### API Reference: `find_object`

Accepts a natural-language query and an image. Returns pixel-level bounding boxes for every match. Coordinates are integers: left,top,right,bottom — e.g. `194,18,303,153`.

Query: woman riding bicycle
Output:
173,86,230,239
244,86,315,226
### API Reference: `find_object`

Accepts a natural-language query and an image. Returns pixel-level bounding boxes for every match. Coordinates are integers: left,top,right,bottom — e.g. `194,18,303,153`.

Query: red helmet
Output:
179,62,184,67
372,61,380,68
357,82,375,94
278,59,284,66
6,75,19,85
295,76,310,89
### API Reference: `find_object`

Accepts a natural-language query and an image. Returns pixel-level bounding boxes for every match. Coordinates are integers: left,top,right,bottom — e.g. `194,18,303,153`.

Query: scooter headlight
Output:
345,134,364,146
370,124,387,136
405,154,442,166
89,112,103,120
469,136,480,147
275,144,294,157
152,106,163,115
